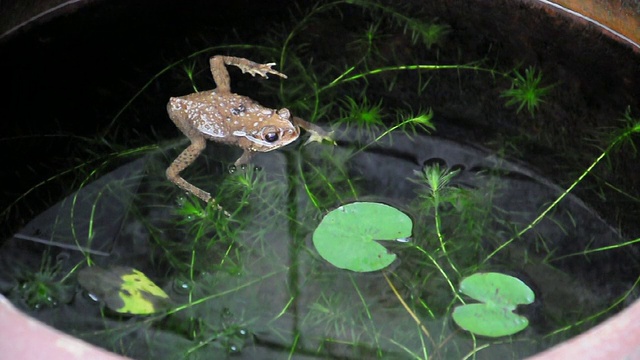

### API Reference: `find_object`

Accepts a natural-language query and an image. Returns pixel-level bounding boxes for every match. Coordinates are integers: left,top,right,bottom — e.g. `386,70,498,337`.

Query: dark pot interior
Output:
1,0,639,359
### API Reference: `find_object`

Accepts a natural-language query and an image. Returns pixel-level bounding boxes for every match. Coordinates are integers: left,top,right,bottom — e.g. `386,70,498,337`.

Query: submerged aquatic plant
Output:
336,96,386,139
485,108,640,262
412,164,463,275
181,60,200,93
13,253,72,310
501,66,554,116
395,108,436,136
7,0,640,359
347,0,450,49
347,21,390,63
304,292,364,339
406,18,450,49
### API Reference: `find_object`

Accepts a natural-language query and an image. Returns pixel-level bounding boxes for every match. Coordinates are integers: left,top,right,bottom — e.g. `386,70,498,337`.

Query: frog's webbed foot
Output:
304,129,336,146
241,62,288,80
218,56,287,79
211,56,287,92
292,116,336,145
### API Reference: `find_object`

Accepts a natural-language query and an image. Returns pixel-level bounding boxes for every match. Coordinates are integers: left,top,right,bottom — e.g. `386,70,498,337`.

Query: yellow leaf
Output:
78,266,172,315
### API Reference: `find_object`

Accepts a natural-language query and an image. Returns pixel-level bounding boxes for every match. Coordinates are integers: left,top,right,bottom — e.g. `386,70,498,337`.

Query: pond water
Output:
1,0,639,359
0,129,636,359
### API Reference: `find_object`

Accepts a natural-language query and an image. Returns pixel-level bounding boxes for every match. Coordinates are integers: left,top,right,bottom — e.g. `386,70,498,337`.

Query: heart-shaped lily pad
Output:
452,272,534,337
312,202,412,272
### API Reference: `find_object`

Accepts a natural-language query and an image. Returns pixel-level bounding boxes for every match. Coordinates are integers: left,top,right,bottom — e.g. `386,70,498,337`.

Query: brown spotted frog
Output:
166,55,332,212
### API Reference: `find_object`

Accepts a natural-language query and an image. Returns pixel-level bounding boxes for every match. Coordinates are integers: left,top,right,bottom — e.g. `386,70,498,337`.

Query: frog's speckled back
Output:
168,89,299,150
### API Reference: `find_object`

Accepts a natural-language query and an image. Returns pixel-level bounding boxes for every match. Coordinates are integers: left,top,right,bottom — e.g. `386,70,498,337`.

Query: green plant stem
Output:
413,245,465,304
73,186,107,264
278,1,344,99
298,156,359,211
165,268,285,315
484,125,640,263
65,145,158,262
317,64,501,96
348,115,426,158
388,337,428,360
288,332,300,360
461,343,491,360
432,193,461,277
383,272,434,347
543,272,640,339
551,237,640,262
350,274,384,357
1,145,158,222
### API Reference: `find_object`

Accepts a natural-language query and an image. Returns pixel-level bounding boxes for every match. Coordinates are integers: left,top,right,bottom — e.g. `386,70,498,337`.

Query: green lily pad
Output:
460,272,535,307
78,266,172,315
452,272,534,337
312,202,412,272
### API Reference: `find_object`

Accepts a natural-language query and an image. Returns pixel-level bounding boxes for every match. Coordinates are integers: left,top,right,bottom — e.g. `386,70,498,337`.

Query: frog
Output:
166,55,332,214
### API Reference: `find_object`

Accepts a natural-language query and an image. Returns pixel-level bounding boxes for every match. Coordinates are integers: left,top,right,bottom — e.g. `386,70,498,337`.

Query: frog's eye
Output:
277,108,291,120
265,132,279,143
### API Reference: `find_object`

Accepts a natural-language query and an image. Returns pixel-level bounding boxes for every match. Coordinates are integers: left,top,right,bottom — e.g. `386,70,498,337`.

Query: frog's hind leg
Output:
166,137,230,217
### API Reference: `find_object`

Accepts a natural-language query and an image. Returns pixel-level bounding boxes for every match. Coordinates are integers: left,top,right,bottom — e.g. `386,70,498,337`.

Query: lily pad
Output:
312,202,412,272
459,272,535,306
452,272,534,337
78,266,172,315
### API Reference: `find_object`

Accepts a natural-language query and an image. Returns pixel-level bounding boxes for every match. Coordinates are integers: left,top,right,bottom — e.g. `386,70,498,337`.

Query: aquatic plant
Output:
3,1,639,359
304,292,364,339
313,201,411,272
453,272,535,337
347,0,451,49
501,66,555,116
336,96,386,139
12,253,72,310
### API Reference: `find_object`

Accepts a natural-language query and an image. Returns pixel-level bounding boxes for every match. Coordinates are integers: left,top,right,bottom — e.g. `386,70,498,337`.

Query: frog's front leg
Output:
234,150,254,167
293,117,335,145
166,136,230,217
210,55,287,93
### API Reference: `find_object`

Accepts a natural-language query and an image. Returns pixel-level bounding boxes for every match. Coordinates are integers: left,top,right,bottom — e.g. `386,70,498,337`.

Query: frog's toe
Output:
303,130,336,146
242,63,287,79
260,63,287,79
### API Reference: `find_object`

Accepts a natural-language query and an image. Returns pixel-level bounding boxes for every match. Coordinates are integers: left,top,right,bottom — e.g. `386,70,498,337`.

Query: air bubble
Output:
173,279,192,295
87,292,100,302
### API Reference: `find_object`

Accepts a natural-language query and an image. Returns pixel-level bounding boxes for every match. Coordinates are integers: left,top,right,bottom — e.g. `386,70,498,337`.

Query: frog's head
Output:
237,108,300,152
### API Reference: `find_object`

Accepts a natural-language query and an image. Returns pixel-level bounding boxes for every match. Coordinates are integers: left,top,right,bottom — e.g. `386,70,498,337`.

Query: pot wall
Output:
0,0,638,359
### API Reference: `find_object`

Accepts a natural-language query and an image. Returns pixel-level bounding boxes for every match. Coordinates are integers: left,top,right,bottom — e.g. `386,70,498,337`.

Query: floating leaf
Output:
78,266,172,315
459,272,535,306
452,272,534,337
312,202,412,272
